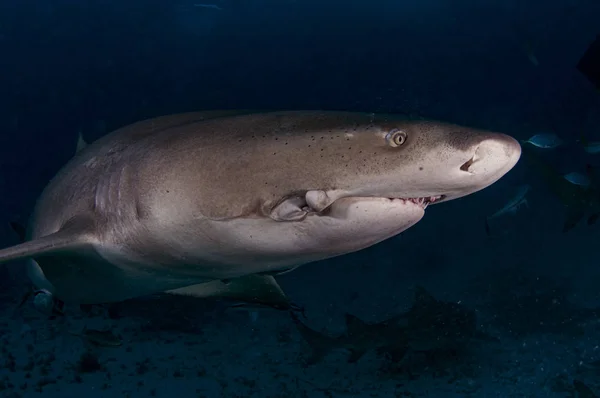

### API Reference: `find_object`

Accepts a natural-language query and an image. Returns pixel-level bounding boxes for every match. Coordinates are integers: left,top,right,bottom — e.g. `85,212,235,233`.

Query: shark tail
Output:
290,312,337,365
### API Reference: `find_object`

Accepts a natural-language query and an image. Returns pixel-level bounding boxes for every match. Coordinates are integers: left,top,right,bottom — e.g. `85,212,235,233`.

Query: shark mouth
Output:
400,195,445,209
270,192,446,222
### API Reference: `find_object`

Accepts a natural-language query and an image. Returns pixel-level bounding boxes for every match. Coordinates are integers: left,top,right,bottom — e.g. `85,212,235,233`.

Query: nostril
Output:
460,156,475,172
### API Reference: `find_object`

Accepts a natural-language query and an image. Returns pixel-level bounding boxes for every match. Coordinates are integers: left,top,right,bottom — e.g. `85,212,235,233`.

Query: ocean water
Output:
0,0,600,397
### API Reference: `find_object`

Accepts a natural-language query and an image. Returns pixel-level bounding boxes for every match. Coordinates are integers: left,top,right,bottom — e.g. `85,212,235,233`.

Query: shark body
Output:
0,110,520,307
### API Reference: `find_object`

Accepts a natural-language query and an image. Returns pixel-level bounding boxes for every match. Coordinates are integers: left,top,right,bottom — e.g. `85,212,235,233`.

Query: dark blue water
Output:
1,1,600,397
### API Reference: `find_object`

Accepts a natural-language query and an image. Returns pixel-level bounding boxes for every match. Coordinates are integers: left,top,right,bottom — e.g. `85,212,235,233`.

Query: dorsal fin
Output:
0,217,96,266
76,131,88,153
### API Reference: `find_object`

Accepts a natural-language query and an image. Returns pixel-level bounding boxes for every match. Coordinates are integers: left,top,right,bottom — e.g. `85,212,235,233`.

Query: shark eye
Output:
385,129,407,147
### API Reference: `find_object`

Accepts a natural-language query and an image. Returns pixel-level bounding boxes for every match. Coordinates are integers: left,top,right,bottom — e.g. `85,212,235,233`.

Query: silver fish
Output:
522,133,563,149
564,172,591,187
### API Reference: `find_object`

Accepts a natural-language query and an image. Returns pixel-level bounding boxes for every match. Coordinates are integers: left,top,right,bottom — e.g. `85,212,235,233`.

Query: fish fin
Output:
76,131,88,153
9,221,26,242
0,216,97,266
290,312,337,365
563,206,585,233
347,348,368,363
166,274,292,310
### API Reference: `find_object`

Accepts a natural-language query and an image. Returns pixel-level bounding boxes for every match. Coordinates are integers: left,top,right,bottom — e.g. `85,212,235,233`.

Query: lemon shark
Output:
0,110,521,310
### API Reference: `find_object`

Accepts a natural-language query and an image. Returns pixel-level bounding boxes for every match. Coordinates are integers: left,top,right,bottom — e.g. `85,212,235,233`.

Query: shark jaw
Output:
269,192,446,222
323,195,446,213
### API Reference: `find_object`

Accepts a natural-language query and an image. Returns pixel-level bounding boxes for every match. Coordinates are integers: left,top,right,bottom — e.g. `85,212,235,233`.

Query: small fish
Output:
485,184,530,235
69,328,122,347
564,172,591,187
521,133,563,149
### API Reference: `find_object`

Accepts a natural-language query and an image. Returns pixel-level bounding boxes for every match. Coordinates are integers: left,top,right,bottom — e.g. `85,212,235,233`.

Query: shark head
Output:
292,115,522,207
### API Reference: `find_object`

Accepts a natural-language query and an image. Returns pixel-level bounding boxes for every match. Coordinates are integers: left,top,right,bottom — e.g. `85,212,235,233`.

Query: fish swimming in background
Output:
521,133,563,149
484,184,530,235
291,286,495,365
564,172,591,188
522,145,600,232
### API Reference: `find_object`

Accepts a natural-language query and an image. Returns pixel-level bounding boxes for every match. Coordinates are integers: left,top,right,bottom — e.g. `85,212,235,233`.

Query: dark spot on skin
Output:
166,190,170,193
419,167,424,171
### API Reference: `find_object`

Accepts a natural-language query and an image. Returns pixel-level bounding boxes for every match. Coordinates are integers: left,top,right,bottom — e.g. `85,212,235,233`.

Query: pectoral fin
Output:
166,274,292,310
0,216,97,266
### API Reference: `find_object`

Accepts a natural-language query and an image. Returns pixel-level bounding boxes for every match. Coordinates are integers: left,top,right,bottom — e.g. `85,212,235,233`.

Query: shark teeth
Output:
403,195,444,209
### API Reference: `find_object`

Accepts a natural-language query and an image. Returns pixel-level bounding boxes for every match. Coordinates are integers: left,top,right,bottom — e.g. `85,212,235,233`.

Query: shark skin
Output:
0,110,520,308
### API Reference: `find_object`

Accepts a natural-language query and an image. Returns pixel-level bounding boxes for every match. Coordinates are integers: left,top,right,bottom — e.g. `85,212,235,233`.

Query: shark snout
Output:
460,134,521,178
